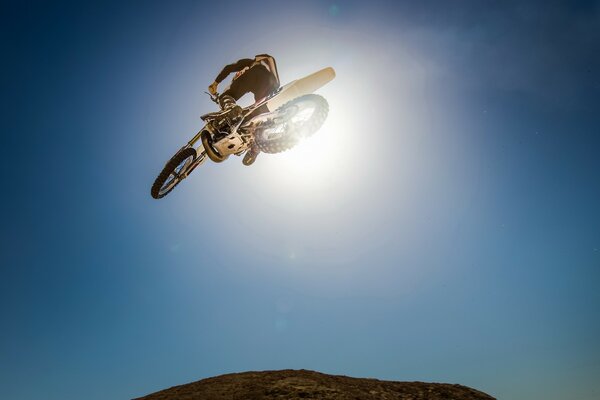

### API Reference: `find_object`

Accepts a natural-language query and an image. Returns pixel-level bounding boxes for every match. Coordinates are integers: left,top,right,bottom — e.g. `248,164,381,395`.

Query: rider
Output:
208,54,280,165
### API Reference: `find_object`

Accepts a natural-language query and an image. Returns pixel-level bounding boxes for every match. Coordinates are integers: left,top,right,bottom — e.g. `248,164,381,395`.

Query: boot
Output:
242,145,260,166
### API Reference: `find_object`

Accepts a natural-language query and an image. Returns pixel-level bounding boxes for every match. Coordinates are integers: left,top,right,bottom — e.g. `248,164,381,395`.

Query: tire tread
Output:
151,147,197,199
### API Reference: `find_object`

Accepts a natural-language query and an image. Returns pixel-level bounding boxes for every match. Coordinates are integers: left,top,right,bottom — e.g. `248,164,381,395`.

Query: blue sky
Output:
1,1,599,399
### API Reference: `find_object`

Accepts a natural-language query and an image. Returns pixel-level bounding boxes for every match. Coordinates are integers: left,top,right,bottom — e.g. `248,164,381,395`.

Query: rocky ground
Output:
134,369,496,400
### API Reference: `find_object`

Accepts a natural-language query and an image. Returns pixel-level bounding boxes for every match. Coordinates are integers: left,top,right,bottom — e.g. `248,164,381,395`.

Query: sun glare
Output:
263,88,357,191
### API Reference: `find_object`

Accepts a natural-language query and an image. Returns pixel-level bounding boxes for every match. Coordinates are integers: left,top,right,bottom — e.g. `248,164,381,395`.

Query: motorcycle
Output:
150,67,336,199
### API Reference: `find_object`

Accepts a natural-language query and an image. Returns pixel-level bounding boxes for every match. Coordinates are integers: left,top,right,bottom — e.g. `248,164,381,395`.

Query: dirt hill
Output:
134,369,495,400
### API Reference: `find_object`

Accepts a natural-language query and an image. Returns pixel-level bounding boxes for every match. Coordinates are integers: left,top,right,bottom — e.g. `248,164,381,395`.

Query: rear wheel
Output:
255,94,329,154
151,147,198,199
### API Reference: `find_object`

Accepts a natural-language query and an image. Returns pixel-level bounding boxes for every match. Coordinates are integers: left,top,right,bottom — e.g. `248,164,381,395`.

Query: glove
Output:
208,81,219,96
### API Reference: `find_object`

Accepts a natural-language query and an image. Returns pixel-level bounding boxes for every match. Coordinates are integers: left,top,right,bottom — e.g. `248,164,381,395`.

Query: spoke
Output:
177,157,191,173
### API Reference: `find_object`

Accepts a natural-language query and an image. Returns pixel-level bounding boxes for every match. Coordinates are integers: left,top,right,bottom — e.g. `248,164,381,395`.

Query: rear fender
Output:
265,67,335,112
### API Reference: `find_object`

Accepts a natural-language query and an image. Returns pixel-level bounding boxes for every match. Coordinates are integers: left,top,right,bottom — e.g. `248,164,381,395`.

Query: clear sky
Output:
1,1,599,399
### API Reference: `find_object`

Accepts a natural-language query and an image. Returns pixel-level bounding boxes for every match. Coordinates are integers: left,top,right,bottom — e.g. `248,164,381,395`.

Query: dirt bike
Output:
150,67,336,199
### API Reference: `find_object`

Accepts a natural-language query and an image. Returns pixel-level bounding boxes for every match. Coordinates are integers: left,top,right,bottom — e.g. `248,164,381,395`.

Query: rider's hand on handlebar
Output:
208,81,218,96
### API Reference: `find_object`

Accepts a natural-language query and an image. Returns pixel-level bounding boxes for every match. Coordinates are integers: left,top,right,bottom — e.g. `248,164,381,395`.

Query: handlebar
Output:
205,91,220,104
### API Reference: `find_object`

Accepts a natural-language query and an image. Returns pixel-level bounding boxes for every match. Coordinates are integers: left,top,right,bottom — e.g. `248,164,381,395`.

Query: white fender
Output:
265,67,335,111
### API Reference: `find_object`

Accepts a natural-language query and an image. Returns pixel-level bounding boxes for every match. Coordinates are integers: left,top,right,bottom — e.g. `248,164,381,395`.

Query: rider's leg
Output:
219,89,261,166
217,93,243,121
218,93,237,110
221,81,259,165
222,73,276,166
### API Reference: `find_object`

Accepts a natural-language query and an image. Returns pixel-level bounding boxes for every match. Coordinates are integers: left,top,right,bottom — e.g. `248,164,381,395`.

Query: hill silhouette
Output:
134,369,495,399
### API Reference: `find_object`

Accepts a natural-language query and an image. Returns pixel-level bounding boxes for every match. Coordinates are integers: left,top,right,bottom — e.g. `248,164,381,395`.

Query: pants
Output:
221,65,278,107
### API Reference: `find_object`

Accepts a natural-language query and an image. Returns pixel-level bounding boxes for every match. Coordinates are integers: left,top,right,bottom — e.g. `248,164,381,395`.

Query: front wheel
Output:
151,147,198,199
255,94,329,154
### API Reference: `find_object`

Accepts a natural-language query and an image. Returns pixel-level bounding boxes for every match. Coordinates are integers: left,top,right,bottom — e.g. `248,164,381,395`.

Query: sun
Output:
263,88,355,189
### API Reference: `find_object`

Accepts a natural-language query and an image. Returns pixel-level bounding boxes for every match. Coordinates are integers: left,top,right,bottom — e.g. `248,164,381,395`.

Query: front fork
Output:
187,128,205,149
175,127,210,178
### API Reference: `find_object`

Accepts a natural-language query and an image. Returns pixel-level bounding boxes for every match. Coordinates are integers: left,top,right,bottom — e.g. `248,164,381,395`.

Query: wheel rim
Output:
263,100,318,141
158,154,194,196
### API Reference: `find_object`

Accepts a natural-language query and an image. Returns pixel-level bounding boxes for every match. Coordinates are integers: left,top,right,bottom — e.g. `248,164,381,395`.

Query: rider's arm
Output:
214,58,253,83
